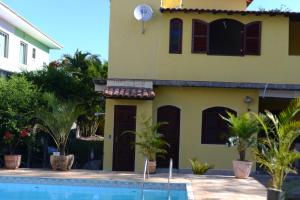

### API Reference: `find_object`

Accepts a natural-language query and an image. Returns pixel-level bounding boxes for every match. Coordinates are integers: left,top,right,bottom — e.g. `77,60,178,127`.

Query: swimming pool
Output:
0,177,192,200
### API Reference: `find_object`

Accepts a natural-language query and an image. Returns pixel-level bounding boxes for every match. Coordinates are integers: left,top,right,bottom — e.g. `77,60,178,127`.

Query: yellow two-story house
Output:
95,0,300,172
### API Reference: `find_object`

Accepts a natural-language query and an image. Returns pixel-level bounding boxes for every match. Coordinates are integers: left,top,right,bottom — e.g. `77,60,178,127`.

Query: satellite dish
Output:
134,4,153,22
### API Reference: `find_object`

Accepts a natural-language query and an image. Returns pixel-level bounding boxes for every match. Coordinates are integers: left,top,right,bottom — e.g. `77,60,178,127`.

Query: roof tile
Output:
160,7,300,17
104,87,155,100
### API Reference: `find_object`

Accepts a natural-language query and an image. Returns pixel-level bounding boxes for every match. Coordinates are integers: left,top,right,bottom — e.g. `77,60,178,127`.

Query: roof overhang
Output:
160,7,300,17
247,0,254,7
0,2,62,49
96,78,300,91
94,79,155,100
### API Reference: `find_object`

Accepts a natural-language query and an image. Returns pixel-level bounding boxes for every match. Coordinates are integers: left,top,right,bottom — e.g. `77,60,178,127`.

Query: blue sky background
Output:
1,0,299,62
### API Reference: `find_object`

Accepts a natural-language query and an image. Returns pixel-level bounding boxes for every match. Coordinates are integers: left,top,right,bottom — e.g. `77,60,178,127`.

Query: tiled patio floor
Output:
0,169,267,200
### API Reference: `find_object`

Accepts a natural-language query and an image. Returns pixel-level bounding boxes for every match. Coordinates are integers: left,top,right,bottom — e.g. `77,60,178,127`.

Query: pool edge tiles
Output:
0,175,194,199
186,183,195,200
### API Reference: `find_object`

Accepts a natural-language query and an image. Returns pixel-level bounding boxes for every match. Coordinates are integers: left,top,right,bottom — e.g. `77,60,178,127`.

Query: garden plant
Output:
221,112,260,179
253,99,300,200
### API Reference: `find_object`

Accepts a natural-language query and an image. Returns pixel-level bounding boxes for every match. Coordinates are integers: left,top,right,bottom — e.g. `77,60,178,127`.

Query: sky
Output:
1,0,299,62
1,0,110,62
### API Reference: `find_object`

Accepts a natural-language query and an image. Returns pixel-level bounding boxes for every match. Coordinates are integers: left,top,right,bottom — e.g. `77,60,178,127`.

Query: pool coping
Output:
0,175,194,199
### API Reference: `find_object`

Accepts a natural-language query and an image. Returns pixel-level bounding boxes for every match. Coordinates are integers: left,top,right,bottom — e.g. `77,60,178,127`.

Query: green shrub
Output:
189,158,214,175
0,75,40,133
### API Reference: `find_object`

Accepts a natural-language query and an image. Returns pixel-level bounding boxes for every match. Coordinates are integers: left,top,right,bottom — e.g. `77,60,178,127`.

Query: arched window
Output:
201,107,237,144
169,18,183,54
209,19,244,55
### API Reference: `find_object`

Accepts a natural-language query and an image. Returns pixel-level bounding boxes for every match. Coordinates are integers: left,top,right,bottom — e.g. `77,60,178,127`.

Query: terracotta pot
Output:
4,155,21,169
232,160,253,179
148,161,157,174
50,154,74,171
267,188,285,200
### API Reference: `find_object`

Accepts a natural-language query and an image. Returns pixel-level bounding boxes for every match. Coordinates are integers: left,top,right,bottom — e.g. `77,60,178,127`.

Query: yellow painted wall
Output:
289,21,300,55
152,87,259,170
183,0,246,10
109,0,300,84
161,0,182,8
162,0,247,10
103,99,153,172
103,87,259,171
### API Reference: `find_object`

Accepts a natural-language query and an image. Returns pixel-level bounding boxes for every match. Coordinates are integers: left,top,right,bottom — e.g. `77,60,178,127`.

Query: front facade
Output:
0,2,62,75
98,0,300,172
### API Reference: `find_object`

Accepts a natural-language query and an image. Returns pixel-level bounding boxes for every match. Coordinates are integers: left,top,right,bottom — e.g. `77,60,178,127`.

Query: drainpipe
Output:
262,83,269,98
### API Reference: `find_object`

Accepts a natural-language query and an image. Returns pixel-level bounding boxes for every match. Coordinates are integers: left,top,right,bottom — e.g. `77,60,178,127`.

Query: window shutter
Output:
244,21,261,55
192,20,208,53
169,18,183,54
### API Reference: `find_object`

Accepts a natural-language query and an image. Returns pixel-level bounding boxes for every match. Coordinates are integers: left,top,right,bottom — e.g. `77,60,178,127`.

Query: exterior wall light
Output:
244,96,254,112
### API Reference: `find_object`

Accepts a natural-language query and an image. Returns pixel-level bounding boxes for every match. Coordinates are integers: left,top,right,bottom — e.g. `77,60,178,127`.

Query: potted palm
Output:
127,117,169,173
221,112,260,179
35,93,83,171
253,99,300,200
2,129,31,169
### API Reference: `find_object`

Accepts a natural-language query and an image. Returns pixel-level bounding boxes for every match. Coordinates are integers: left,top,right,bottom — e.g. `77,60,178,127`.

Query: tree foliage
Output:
22,50,108,138
221,112,260,161
35,93,83,155
253,99,300,190
0,76,39,133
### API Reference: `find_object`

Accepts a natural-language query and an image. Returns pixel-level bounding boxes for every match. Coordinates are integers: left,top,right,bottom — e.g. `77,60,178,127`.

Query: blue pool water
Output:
0,182,188,200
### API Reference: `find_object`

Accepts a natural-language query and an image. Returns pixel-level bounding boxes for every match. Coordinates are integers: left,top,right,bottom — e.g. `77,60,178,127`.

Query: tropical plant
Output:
127,117,169,161
0,76,39,136
189,158,214,175
253,99,300,191
61,50,106,138
62,50,104,79
35,93,83,155
221,112,260,161
23,50,107,138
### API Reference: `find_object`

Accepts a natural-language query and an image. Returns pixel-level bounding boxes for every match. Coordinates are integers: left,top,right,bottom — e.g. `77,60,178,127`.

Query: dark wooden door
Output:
113,105,136,171
157,106,181,169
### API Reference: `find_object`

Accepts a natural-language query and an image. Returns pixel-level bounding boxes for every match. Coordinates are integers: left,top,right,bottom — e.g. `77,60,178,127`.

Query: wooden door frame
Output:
157,105,181,169
112,105,137,171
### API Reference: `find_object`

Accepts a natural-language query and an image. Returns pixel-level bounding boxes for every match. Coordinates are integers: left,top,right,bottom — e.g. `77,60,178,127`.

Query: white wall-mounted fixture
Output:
244,96,254,111
244,96,253,105
134,4,153,34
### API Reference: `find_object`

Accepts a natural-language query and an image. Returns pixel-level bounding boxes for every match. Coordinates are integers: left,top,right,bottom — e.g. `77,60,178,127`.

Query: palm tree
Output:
61,50,106,138
35,93,83,155
253,99,300,191
62,50,104,79
221,112,260,161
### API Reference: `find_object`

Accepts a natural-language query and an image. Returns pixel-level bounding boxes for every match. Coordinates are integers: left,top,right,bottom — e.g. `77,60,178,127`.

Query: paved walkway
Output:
0,169,267,200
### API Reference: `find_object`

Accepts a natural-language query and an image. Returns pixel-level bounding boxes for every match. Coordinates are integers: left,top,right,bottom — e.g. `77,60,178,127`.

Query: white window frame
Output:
20,41,28,65
0,31,9,58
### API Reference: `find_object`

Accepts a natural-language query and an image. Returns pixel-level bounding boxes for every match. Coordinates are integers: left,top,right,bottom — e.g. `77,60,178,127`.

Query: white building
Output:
0,2,62,76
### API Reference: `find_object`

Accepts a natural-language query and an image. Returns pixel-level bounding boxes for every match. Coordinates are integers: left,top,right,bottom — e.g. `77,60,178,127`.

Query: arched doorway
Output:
157,106,181,169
